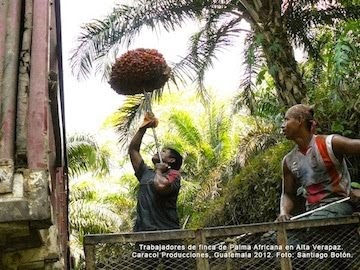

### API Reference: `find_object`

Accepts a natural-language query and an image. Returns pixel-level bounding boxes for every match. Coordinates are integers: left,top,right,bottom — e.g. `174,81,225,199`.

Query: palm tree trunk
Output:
256,1,306,107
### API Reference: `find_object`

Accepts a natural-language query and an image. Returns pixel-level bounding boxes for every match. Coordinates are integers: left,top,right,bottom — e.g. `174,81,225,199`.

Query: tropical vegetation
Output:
68,0,359,239
67,134,136,268
71,0,358,107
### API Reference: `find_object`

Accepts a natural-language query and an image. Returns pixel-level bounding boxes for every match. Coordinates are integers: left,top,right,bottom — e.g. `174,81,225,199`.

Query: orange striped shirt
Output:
284,135,351,209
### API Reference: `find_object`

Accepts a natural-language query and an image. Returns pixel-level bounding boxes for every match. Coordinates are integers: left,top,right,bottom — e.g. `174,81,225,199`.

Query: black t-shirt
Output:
134,161,181,232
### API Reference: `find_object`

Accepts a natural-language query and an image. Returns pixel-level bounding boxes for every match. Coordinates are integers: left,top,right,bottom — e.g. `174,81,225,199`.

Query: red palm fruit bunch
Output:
109,48,171,95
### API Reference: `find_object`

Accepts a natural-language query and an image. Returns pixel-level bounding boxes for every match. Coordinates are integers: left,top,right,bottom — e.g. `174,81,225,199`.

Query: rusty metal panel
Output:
0,0,22,160
0,0,22,193
0,0,69,268
27,0,50,170
56,166,70,268
15,0,33,166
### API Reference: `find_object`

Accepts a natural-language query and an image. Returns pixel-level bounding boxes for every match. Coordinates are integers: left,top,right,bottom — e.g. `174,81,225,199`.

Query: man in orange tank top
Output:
278,104,360,221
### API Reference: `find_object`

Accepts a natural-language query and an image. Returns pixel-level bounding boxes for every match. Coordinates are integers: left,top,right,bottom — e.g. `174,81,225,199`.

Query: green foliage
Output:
70,0,359,109
69,1,359,247
69,199,123,236
192,16,359,228
69,174,136,268
67,133,111,177
67,134,136,268
139,91,240,226
304,19,360,181
189,141,294,228
236,120,283,166
232,61,282,123
177,179,199,228
160,93,239,170
326,21,359,88
107,95,143,148
69,176,135,232
303,20,359,138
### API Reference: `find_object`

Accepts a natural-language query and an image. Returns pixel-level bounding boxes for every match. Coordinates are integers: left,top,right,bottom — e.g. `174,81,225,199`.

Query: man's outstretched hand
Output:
140,112,159,129
276,213,292,222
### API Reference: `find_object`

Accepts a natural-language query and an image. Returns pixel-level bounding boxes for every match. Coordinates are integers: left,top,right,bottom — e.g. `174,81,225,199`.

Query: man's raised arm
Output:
128,112,158,172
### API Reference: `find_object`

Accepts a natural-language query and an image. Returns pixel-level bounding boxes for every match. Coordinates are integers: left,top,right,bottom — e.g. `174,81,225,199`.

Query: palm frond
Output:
187,13,244,92
331,31,359,87
284,1,360,59
168,110,217,164
67,133,110,177
177,179,200,224
236,122,283,167
103,88,167,150
205,102,234,162
69,200,123,234
168,111,203,147
69,180,98,202
70,0,204,80
232,32,264,114
193,167,223,205
112,95,144,147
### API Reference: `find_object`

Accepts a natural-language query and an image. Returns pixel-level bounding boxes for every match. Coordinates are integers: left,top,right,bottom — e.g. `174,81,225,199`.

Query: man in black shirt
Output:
128,112,183,232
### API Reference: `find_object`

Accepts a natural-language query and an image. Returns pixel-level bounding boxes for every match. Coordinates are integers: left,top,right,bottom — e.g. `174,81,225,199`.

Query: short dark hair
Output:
166,148,183,170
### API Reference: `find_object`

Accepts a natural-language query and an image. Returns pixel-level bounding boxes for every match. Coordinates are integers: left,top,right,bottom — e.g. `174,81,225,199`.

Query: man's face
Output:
152,149,174,165
281,111,300,140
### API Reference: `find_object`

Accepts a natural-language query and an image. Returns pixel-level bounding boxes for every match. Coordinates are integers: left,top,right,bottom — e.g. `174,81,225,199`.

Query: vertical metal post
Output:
277,224,293,270
225,239,235,270
84,244,96,270
195,229,210,270
0,0,8,95
0,0,22,161
27,0,50,170
15,0,33,165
